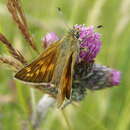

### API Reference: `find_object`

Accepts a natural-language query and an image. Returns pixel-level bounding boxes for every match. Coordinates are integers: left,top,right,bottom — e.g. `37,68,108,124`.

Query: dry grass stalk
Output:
0,56,22,70
7,0,39,53
0,33,27,65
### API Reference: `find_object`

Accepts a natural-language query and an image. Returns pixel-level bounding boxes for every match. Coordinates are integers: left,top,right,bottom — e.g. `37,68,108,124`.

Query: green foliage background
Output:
0,0,130,130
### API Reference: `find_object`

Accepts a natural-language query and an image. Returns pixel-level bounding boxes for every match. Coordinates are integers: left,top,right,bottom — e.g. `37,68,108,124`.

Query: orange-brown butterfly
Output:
14,28,81,107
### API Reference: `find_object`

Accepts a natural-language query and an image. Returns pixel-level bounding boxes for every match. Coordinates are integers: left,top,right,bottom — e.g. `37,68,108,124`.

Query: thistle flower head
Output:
74,25,102,62
42,32,59,48
81,64,121,91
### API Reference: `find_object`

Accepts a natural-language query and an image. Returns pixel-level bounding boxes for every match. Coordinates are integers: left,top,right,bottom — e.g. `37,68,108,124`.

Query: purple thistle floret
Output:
109,70,121,86
74,25,102,62
42,32,59,48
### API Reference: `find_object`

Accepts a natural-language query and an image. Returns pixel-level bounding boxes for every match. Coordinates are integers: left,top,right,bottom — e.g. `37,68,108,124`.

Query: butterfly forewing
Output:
14,41,60,84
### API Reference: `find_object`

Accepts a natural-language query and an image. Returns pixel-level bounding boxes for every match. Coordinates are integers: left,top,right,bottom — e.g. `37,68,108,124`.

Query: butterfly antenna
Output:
57,7,71,31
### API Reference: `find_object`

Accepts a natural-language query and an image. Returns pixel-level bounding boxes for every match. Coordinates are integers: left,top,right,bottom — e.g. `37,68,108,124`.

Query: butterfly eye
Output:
71,29,80,39
74,32,80,39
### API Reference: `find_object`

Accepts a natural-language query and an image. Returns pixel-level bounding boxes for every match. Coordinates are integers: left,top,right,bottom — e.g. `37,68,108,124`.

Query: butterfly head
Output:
70,28,81,40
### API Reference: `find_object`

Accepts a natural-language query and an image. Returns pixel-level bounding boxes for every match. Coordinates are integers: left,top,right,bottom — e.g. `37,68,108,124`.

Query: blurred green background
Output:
0,0,130,130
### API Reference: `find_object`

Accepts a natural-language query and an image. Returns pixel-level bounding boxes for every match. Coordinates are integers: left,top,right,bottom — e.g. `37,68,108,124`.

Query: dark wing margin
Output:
14,42,60,85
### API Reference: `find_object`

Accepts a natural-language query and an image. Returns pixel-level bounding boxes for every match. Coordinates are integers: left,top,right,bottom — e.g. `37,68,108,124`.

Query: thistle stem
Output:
31,94,56,129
